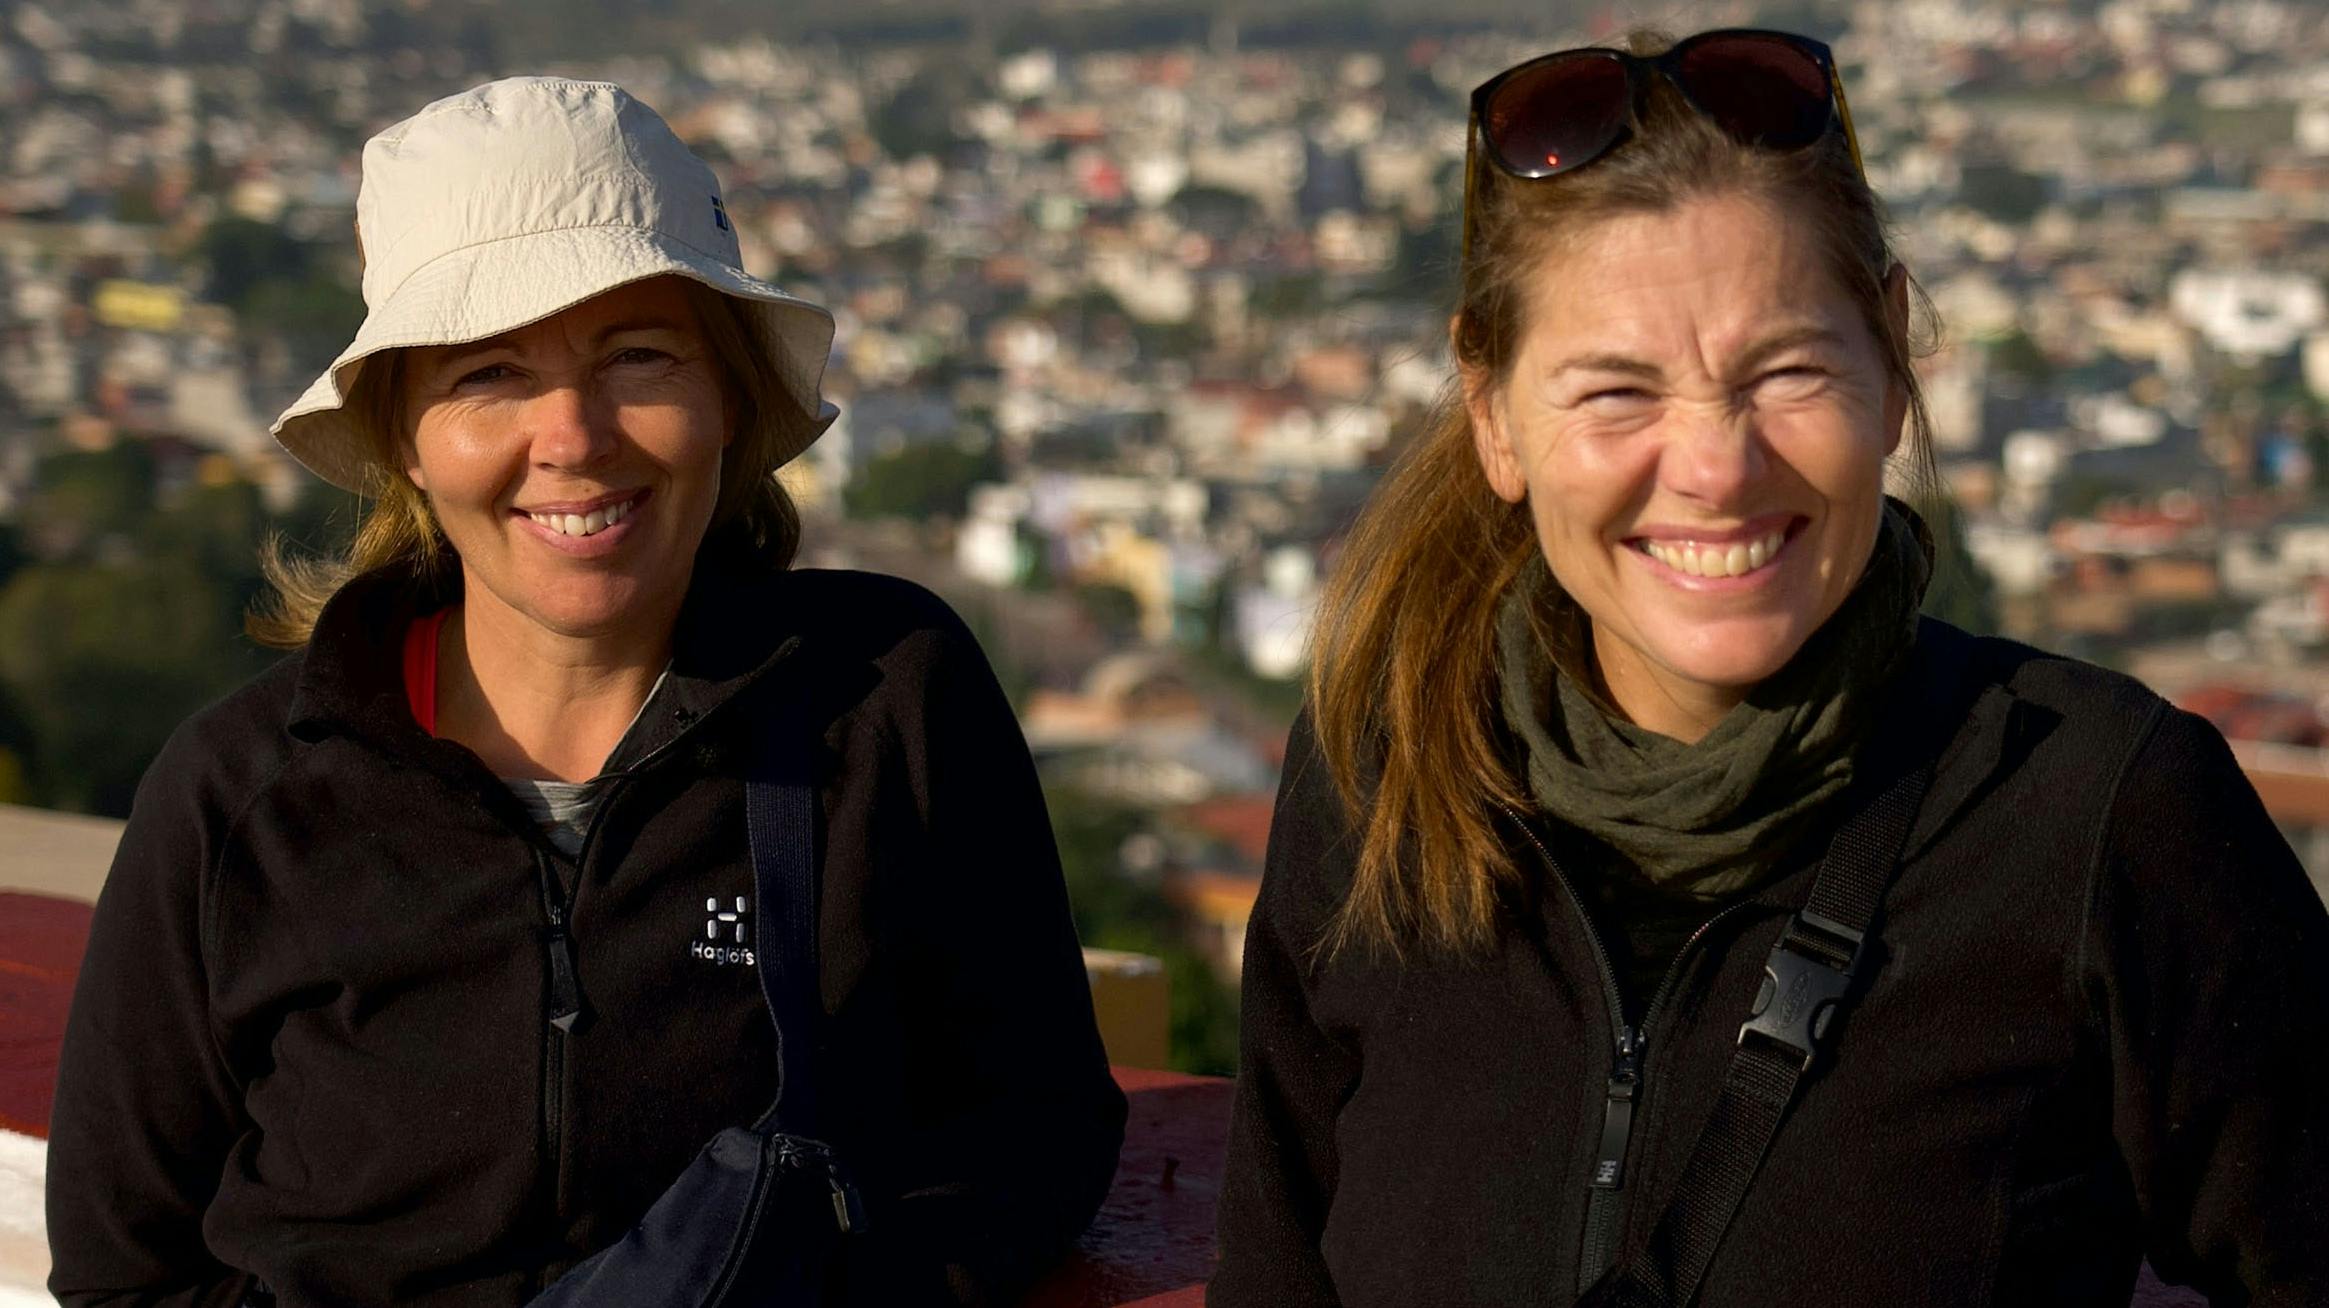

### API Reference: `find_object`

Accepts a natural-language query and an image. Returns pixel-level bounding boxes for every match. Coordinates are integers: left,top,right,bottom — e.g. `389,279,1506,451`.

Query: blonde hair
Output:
249,278,810,647
1308,31,1942,959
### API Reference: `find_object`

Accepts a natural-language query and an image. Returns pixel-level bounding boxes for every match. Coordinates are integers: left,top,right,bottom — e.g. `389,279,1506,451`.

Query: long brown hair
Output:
1308,30,1942,959
248,278,811,647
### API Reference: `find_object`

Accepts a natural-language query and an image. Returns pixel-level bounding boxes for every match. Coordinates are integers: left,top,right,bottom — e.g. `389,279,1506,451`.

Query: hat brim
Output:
271,224,837,492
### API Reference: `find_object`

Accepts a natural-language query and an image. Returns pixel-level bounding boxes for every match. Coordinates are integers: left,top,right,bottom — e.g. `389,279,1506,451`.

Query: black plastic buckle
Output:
1737,910,1864,1066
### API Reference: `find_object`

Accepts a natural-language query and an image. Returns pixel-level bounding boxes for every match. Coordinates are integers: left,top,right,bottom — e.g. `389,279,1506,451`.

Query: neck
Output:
1589,623,1742,745
433,574,678,782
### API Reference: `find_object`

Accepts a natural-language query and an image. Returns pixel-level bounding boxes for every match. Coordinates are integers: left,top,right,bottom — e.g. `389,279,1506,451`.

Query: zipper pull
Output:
536,856,589,1035
545,922,587,1034
828,1166,867,1234
1591,1026,1642,1189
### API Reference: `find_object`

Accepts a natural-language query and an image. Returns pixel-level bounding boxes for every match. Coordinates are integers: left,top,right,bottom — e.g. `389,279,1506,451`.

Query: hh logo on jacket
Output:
693,895,756,966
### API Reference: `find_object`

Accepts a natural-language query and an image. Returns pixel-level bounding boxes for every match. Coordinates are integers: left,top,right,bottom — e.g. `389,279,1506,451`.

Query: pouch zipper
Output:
1499,806,1749,1292
701,1136,867,1299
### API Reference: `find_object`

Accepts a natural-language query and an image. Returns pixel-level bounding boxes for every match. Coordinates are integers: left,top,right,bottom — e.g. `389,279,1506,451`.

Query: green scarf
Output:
1496,499,1935,899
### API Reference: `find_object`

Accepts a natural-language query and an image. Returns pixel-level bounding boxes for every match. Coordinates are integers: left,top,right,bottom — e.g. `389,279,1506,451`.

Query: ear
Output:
1456,313,1527,504
1879,263,1911,458
400,423,427,493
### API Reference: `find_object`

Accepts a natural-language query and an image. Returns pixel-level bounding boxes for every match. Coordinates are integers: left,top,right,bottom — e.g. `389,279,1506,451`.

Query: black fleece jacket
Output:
1212,620,2329,1307
46,557,1126,1307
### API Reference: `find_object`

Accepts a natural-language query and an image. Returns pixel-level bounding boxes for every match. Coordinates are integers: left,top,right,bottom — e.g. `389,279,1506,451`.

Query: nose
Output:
1660,406,1768,509
522,381,617,471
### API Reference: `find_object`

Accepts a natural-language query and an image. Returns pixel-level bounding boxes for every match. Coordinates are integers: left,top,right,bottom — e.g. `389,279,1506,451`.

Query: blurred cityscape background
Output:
1,0,2327,1075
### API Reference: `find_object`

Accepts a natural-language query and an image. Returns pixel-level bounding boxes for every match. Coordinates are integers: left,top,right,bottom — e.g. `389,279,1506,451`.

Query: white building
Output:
2169,269,2326,361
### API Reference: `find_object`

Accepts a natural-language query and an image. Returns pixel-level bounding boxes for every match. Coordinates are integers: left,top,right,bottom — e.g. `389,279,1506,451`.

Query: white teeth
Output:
526,499,635,538
1642,529,1787,578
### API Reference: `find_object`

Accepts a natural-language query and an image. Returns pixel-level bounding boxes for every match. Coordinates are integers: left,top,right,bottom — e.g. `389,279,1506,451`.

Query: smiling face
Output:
1466,190,1907,737
401,276,731,641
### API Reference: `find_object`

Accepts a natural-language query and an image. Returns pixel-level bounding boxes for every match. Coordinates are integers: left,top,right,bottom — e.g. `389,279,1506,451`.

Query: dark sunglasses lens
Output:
1481,55,1629,178
1676,35,1832,148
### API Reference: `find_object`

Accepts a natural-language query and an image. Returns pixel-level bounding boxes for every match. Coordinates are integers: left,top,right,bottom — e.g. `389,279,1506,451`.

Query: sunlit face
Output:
1466,191,1907,724
401,277,730,640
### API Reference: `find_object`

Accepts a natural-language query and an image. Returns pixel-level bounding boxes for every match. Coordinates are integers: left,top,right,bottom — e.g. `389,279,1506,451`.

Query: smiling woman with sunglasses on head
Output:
1211,28,2329,1308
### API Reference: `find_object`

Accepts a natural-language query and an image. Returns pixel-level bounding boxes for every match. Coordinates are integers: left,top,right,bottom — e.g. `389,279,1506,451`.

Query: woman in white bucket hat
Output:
48,77,1124,1307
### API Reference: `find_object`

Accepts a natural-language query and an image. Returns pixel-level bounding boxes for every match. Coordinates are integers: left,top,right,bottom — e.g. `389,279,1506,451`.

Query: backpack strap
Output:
1599,654,1953,1308
744,717,822,1136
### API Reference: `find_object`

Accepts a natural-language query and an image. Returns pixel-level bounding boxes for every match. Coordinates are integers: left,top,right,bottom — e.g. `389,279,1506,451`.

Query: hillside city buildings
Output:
4,0,2329,976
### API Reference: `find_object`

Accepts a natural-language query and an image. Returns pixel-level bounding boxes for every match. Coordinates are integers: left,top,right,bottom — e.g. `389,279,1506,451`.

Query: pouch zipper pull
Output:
828,1167,867,1234
1591,1026,1642,1189
778,1137,868,1235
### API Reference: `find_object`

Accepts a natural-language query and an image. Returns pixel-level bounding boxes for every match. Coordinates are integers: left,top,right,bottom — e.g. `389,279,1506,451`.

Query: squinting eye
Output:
610,346,671,366
1582,388,1653,406
454,364,513,387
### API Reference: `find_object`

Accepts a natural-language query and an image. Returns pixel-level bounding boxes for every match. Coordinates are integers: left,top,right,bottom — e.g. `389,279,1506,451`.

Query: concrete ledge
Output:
0,1130,45,1304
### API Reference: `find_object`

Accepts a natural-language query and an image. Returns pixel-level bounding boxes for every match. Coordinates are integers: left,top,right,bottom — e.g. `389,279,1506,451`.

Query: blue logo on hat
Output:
710,195,730,232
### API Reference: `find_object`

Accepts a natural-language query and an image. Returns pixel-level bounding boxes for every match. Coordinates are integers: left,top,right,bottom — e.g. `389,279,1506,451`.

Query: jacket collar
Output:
1735,617,2039,912
1890,617,2037,866
286,549,807,779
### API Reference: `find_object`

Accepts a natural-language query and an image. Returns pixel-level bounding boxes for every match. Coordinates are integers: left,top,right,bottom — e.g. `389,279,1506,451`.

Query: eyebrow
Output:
1545,326,1849,385
431,317,695,368
1546,352,1664,382
1730,326,1848,376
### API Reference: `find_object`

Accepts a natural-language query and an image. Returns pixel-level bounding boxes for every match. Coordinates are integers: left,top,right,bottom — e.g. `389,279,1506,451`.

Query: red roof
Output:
1173,794,1276,869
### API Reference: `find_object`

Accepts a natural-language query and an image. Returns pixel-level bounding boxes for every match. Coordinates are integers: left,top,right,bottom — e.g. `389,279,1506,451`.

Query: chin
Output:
521,580,659,638
1638,614,1816,692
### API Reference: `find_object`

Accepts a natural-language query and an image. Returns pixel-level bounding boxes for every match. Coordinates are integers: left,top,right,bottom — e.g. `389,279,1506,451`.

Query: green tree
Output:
153,478,272,589
197,216,365,373
1957,163,2048,225
0,446,297,814
1921,506,2000,636
0,558,266,814
0,680,34,806
1049,784,1243,1075
1072,581,1142,642
1985,329,2054,386
242,278,367,376
1249,271,1327,320
869,63,981,160
21,443,157,558
841,440,1001,521
199,217,310,310
0,521,23,591
1169,184,1263,236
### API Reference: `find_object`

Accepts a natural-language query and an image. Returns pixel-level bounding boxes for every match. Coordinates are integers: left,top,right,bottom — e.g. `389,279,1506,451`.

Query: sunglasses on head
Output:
1462,29,1866,257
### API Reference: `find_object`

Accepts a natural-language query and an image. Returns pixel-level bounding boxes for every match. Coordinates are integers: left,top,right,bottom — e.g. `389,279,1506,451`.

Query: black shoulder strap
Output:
1602,682,1947,1307
743,718,822,1136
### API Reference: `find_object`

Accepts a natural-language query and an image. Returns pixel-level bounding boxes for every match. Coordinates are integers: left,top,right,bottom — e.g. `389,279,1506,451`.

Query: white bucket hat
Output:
271,76,838,492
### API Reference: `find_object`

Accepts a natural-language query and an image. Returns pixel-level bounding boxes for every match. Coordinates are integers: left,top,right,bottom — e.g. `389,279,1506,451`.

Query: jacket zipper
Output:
526,706,712,1281
1499,806,1749,1292
534,847,583,1287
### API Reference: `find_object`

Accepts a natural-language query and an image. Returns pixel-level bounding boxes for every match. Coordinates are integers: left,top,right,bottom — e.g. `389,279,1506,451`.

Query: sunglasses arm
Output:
1460,111,1482,266
1829,63,1868,182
